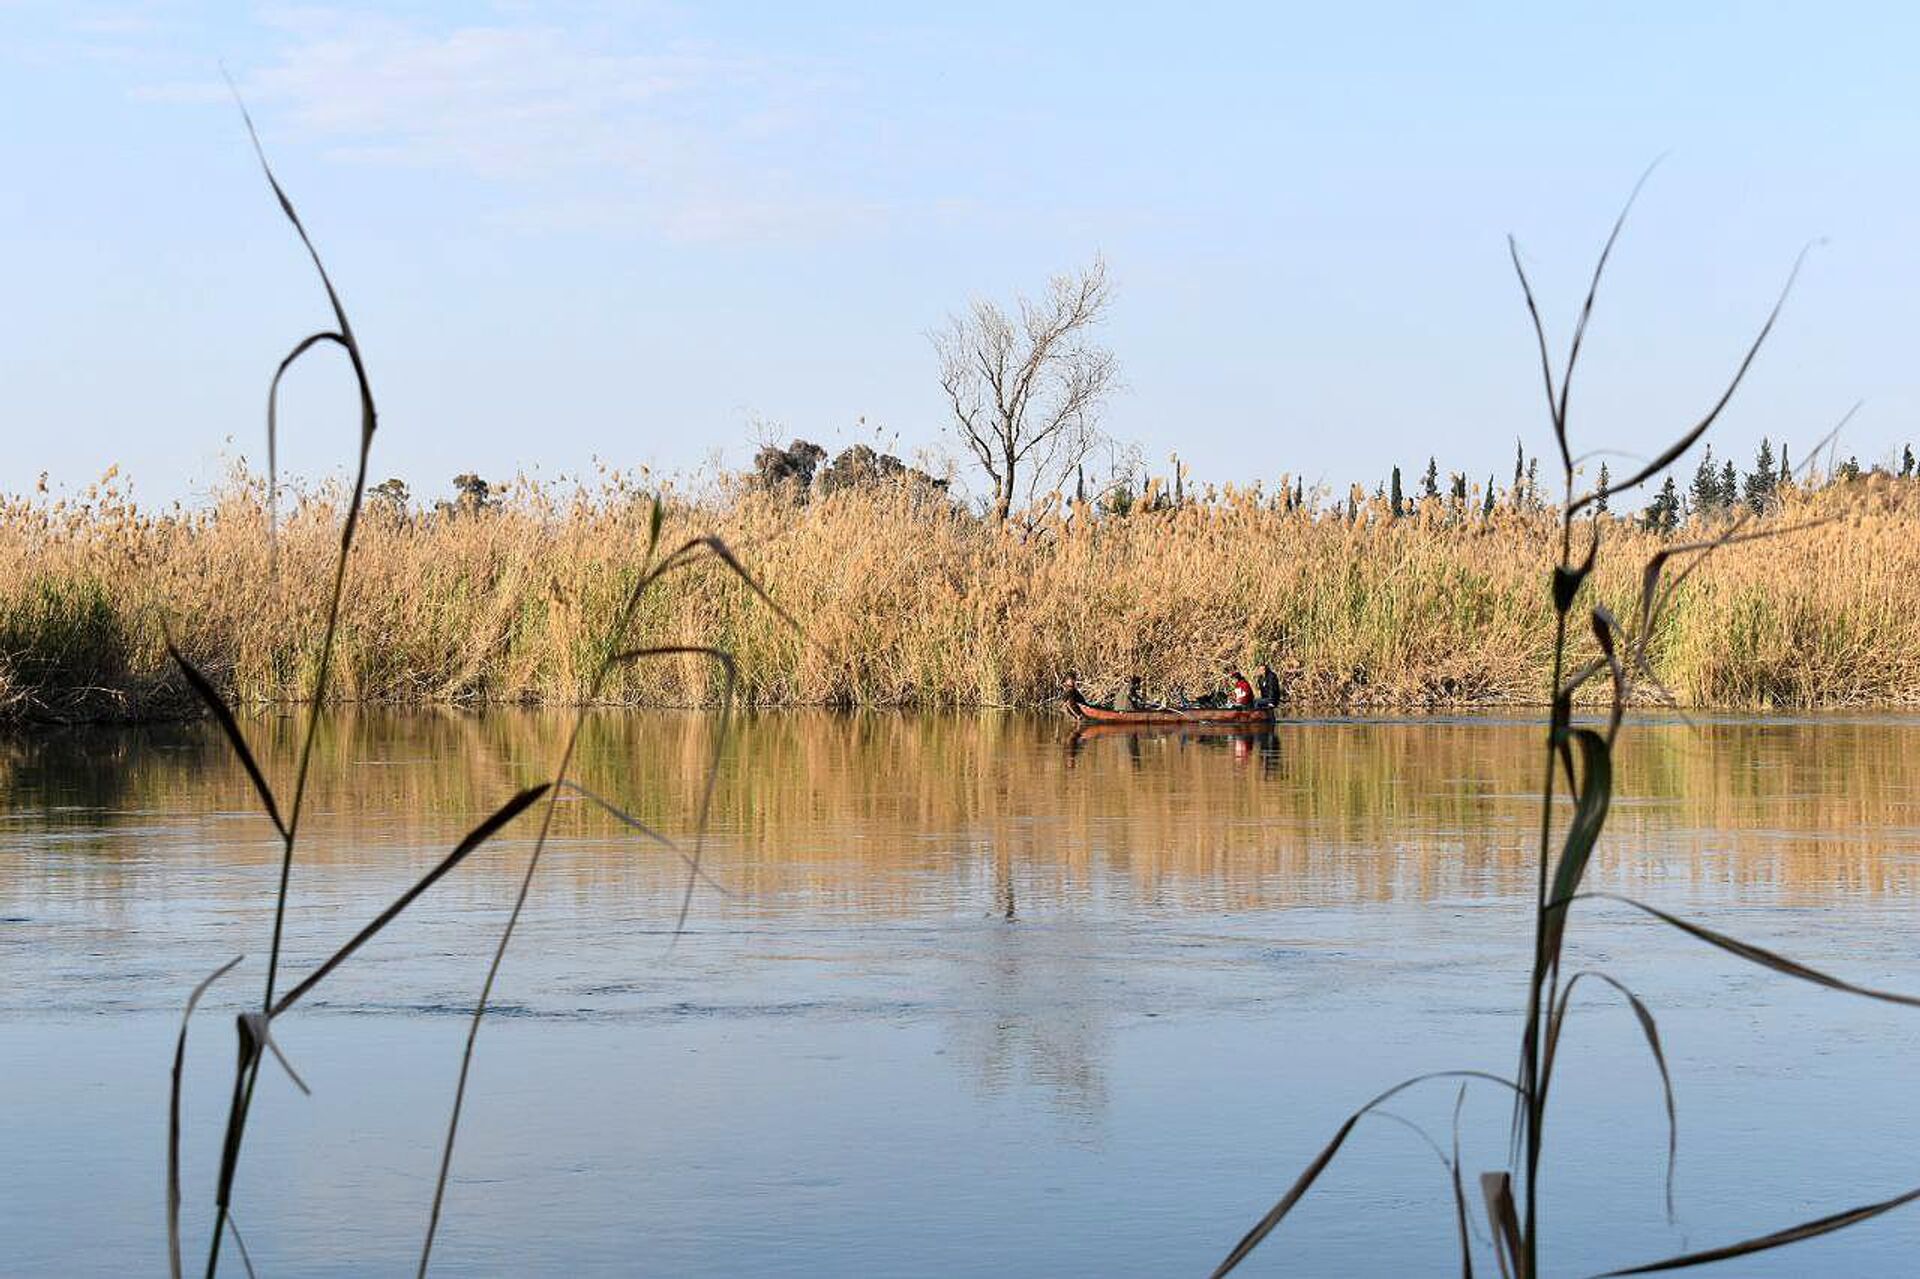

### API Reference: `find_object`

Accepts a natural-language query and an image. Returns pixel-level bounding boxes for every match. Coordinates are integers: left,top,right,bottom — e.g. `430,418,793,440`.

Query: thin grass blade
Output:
1552,160,1661,459
264,331,348,534
636,536,803,635
1546,971,1678,1219
272,785,549,1018
224,1215,258,1279
1507,242,1561,445
165,642,284,839
236,1010,310,1096
1575,893,1920,1007
1595,1183,1920,1275
1480,1170,1523,1279
1574,244,1809,510
606,645,739,938
1453,1085,1476,1279
557,780,730,897
1591,607,1626,740
1209,1070,1519,1277
169,955,243,1279
1541,729,1612,967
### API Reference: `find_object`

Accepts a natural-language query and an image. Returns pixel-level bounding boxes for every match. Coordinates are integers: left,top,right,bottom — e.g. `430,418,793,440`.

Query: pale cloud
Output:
141,5,876,241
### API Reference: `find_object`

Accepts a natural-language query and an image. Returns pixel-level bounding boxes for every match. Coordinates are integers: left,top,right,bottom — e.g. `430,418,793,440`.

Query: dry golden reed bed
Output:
5,466,1919,720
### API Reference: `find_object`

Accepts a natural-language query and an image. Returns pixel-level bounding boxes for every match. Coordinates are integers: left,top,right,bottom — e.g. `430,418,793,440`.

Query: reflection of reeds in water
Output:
10,712,1919,918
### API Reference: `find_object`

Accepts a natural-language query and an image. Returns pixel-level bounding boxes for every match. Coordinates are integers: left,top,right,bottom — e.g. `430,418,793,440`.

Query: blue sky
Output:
3,2,1917,508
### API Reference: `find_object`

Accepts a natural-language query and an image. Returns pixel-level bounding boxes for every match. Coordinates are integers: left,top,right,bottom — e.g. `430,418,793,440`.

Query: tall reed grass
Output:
7,464,1920,722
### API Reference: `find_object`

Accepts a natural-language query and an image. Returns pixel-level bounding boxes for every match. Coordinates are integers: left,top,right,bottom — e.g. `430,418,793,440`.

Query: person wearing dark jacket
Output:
1256,663,1282,705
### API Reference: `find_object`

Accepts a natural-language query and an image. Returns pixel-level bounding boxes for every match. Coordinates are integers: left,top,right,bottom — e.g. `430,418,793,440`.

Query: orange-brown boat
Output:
1066,700,1276,727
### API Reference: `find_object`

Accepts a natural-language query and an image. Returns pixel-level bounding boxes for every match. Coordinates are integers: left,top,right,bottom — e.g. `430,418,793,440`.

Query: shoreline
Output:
12,694,1920,732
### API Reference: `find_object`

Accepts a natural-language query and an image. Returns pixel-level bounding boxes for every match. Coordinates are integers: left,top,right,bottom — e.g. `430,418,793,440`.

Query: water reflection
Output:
6,710,1920,913
1067,723,1282,774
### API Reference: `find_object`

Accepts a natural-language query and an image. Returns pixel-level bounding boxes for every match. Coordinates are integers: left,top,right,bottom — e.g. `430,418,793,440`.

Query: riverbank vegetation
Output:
5,458,1920,723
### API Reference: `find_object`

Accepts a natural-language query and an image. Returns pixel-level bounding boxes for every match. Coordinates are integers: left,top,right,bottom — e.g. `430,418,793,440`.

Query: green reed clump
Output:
1211,177,1920,1277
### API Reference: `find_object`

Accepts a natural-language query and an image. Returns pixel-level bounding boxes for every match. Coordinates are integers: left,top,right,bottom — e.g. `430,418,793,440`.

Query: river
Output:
4,710,1919,1275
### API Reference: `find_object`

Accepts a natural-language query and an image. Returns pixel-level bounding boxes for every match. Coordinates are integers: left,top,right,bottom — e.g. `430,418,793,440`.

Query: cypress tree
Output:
1390,466,1404,518
1690,445,1720,515
1744,438,1776,511
1903,445,1915,478
1720,459,1737,508
1779,443,1790,484
1595,461,1611,512
1482,475,1496,518
1422,457,1440,502
1641,475,1681,535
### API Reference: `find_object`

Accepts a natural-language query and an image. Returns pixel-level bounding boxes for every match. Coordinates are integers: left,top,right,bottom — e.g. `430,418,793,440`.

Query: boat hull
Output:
1067,702,1276,727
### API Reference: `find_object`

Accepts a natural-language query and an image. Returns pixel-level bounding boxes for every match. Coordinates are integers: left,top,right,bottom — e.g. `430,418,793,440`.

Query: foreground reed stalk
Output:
168,111,778,1276
419,524,788,1274
1212,180,1920,1277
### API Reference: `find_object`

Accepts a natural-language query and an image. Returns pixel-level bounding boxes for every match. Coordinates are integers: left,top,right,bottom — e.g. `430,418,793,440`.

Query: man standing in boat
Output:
1115,674,1149,712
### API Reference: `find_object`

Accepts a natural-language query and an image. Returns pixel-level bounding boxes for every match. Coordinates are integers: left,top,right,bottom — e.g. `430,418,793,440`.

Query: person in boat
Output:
1062,672,1086,709
1228,669,1255,707
1256,662,1282,705
1115,674,1150,712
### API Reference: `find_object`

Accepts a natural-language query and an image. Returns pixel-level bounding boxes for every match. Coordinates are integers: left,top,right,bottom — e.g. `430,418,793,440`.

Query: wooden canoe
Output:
1067,700,1276,726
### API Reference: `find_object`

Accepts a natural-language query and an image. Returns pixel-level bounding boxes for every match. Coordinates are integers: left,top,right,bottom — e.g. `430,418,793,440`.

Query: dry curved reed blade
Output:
636,535,802,635
1550,160,1661,463
1452,1085,1476,1279
165,642,283,839
557,780,731,897
271,784,550,1018
606,645,739,937
1575,893,1920,1008
169,955,243,1279
1545,971,1677,1220
1480,1170,1523,1279
1209,1070,1519,1278
1573,244,1807,513
1363,1107,1477,1277
264,330,348,534
1595,1182,1920,1274
224,1214,258,1279
1541,729,1612,969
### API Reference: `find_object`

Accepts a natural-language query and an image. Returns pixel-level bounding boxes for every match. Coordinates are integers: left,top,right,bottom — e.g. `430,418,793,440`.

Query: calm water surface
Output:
4,711,1920,1276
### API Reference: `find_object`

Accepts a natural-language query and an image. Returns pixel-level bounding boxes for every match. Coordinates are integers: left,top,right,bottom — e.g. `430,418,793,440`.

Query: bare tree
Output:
932,257,1118,522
